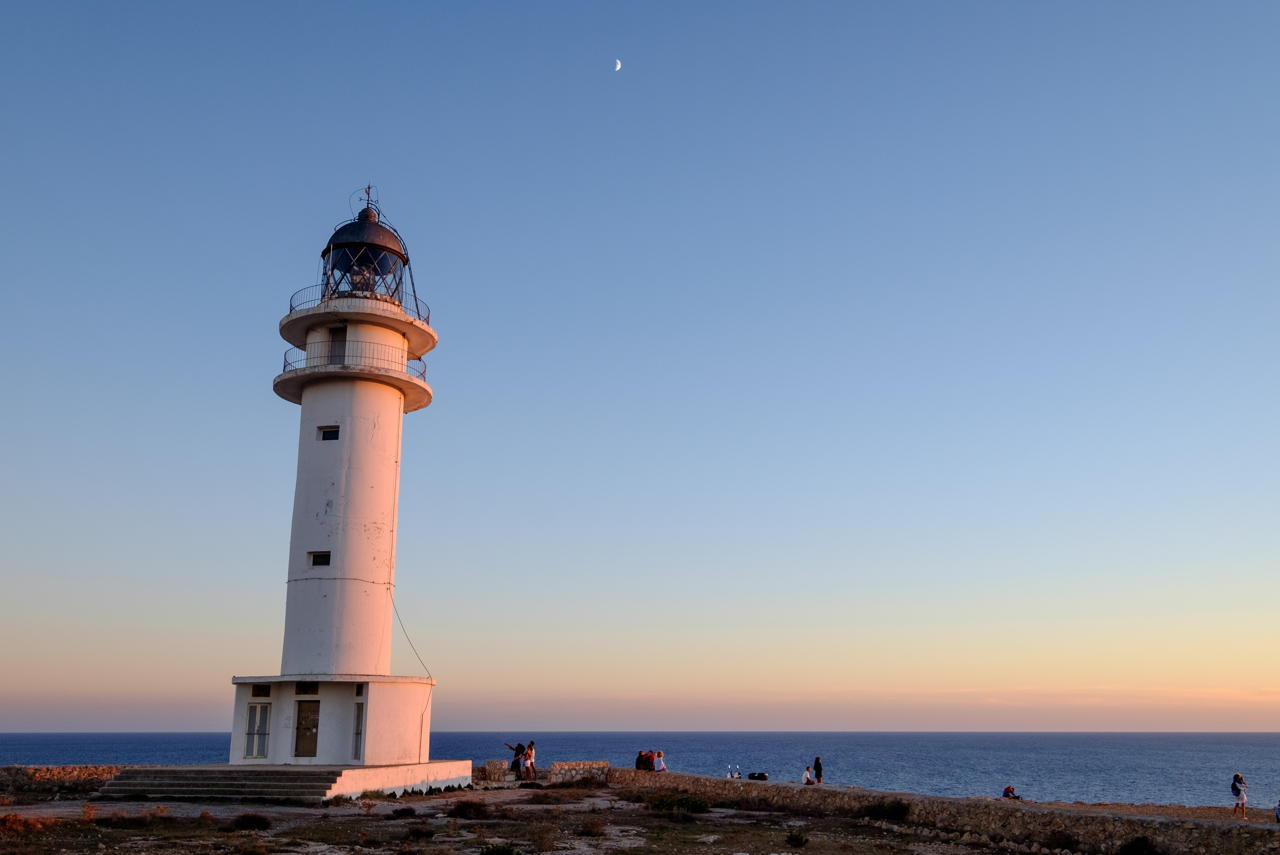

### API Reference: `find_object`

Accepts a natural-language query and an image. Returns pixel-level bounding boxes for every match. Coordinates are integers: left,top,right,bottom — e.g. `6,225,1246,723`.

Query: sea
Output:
1,732,1276,809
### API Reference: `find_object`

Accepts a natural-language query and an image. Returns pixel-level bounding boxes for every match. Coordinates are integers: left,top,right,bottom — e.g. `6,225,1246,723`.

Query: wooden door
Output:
294,700,319,757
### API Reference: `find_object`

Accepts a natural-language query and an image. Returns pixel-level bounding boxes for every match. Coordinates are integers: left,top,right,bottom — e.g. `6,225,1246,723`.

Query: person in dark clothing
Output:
635,750,646,770
503,742,525,774
813,756,823,784
1002,785,1022,800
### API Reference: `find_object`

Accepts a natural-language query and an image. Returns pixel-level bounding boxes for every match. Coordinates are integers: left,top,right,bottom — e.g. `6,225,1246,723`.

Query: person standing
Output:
524,741,537,781
503,742,525,775
1231,773,1248,818
813,756,823,784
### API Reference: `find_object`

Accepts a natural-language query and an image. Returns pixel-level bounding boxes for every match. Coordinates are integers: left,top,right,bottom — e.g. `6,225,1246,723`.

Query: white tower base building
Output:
226,203,468,794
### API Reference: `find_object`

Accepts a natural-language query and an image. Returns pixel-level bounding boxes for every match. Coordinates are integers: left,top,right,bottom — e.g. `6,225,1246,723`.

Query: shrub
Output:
0,814,62,835
227,812,272,831
1043,829,1079,851
575,816,608,837
712,794,777,812
785,829,810,848
524,790,575,805
402,825,435,840
479,845,517,855
79,802,97,822
528,822,558,851
447,800,490,819
646,793,710,813
859,799,909,822
386,806,417,819
94,812,152,829
1117,837,1166,855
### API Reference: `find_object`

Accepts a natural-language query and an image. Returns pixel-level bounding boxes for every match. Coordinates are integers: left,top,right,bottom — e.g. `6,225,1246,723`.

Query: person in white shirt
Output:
653,751,667,772
524,741,537,781
802,766,816,785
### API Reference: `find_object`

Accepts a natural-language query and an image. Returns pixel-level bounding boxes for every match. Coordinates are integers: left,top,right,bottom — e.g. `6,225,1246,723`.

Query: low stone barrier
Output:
545,761,609,785
476,759,610,786
0,766,129,802
606,768,1280,855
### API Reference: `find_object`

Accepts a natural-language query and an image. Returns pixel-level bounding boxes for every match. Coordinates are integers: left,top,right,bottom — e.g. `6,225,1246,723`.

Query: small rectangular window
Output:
295,681,319,695
310,552,331,567
352,702,365,761
251,684,271,698
317,426,340,441
354,683,365,697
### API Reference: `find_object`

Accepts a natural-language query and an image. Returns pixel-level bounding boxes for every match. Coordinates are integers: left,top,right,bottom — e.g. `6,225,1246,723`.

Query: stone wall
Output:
475,760,609,787
606,769,1280,855
0,766,128,802
545,761,609,785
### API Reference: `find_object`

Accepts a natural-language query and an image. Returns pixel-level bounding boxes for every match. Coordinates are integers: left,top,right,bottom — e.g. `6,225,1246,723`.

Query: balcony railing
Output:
281,339,427,381
288,283,431,325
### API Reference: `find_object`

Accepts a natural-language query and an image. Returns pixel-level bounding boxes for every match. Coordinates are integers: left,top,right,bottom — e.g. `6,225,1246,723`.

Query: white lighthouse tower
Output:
226,199,469,792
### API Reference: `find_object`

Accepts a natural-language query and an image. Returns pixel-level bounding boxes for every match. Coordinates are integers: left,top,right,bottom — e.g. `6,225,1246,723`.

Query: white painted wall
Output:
280,372,406,676
364,681,434,766
228,679,434,766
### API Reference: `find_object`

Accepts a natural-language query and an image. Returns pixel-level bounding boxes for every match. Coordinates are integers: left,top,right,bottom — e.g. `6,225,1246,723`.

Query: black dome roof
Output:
321,206,407,261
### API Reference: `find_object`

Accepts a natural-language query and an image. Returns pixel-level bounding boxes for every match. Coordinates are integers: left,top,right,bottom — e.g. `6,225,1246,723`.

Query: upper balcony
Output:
273,338,433,413
280,284,437,358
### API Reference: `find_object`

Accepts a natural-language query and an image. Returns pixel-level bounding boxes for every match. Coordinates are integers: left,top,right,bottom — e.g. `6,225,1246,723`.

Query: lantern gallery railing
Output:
288,283,432,325
281,340,428,381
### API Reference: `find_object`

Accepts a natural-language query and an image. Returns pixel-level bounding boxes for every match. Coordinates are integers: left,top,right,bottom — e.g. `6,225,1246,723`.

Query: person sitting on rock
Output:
1002,785,1022,800
802,766,816,785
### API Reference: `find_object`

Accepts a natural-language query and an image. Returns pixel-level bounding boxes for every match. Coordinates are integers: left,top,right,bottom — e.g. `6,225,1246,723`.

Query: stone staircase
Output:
97,766,344,805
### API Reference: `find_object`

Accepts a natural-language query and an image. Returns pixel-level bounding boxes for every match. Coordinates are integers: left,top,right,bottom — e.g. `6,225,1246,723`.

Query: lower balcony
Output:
272,340,433,412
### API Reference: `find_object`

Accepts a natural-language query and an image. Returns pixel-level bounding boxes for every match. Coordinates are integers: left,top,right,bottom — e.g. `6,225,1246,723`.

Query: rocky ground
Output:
0,782,995,855
1031,798,1278,825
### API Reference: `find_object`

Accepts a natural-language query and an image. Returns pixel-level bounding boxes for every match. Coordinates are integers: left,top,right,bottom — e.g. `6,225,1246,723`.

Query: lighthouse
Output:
225,199,469,791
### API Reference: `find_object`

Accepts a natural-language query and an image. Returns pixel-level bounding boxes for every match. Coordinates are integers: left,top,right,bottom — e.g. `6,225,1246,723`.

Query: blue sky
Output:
1,1,1277,731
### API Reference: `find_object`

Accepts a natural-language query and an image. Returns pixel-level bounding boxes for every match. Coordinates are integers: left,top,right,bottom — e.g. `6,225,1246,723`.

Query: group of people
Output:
502,740,537,781
802,757,824,785
634,749,667,772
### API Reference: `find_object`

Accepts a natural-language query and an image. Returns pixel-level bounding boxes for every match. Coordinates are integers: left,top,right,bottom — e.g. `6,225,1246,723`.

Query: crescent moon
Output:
615,59,622,71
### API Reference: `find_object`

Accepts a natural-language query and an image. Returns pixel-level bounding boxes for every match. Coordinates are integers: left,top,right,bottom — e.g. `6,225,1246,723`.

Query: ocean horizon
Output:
2,731,1275,808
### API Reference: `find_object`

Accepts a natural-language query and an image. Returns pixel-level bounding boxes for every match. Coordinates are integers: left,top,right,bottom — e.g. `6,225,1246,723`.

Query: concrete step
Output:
101,788,330,803
112,767,340,773
97,766,343,804
110,773,339,784
101,782,334,793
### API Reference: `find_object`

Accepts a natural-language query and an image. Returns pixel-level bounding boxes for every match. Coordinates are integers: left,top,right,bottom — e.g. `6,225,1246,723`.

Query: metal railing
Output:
281,339,427,381
288,283,431,325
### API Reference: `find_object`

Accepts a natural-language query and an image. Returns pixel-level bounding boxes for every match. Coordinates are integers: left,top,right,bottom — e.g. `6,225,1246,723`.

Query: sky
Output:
1,1,1278,733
